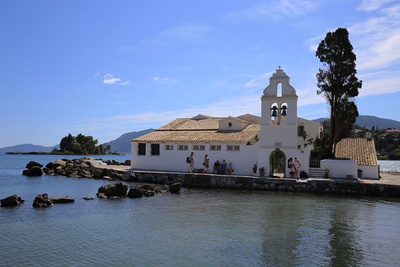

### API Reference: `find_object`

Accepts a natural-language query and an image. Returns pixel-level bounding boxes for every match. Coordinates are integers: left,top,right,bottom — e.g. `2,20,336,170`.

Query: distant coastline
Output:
5,151,121,155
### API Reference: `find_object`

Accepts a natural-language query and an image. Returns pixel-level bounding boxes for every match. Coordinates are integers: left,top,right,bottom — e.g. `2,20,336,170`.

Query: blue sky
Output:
1,0,400,148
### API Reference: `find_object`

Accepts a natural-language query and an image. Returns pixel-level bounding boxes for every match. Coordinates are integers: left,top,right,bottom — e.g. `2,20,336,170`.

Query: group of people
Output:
288,156,301,179
187,152,233,174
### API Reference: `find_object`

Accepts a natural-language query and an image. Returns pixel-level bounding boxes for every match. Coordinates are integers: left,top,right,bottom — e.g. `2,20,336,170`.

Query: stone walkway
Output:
88,159,400,186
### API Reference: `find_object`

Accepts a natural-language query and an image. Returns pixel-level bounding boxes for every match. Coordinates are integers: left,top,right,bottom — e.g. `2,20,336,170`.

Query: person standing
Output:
203,154,209,173
294,156,301,179
288,158,295,178
189,152,195,173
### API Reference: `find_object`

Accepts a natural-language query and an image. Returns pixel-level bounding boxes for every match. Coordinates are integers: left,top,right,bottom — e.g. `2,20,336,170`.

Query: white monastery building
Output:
131,68,324,177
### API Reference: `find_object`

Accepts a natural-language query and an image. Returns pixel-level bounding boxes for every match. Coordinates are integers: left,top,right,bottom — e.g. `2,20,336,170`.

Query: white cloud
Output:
153,76,178,83
161,23,211,41
357,0,397,11
94,72,100,78
226,0,319,22
103,73,130,85
244,72,272,88
103,77,121,84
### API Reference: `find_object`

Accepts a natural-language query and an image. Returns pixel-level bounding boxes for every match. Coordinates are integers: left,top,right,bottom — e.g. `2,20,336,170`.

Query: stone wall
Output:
129,171,400,198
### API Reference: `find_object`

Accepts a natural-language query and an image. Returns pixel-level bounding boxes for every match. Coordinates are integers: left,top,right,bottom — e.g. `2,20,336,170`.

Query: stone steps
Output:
309,168,324,178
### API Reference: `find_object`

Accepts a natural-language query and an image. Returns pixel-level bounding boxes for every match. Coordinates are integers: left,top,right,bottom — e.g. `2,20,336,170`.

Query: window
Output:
165,144,174,150
151,144,160,155
178,145,188,150
227,145,240,151
210,145,221,151
193,145,205,150
138,143,146,155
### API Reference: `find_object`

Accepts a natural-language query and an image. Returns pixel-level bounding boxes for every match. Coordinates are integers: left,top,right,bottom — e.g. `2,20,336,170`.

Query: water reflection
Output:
258,194,372,266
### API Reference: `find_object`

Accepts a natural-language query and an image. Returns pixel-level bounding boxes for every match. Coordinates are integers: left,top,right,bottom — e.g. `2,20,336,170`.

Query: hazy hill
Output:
314,115,400,130
0,144,59,154
103,129,154,154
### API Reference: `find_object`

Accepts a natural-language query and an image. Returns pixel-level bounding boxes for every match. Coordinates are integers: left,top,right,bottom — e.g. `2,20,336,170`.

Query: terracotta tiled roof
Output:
335,138,378,166
157,118,221,131
133,116,260,143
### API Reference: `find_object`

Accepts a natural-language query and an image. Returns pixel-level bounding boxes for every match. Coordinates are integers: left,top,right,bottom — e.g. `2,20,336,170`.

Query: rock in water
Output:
26,161,43,169
169,182,182,194
48,196,75,203
1,194,25,207
127,187,143,198
22,166,44,176
33,193,53,208
97,181,128,198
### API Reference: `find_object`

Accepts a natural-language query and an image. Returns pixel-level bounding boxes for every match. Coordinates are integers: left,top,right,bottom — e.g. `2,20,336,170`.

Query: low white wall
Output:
321,159,357,179
358,165,379,179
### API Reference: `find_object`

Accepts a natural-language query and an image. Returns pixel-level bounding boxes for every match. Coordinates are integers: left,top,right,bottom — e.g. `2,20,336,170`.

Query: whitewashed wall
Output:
321,159,358,179
131,141,261,176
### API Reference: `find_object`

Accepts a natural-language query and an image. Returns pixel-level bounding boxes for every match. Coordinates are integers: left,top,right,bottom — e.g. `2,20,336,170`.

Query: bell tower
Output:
257,67,298,176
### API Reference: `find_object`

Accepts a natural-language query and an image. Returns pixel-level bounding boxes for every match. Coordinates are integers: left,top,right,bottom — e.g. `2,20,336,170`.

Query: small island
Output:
6,133,119,155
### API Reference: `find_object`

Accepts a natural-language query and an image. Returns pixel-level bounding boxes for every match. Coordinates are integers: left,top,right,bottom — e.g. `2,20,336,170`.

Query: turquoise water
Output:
1,154,400,266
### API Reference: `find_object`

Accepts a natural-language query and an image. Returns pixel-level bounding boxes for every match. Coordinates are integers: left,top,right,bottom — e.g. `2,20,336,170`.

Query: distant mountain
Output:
313,115,400,130
0,144,59,154
103,129,154,154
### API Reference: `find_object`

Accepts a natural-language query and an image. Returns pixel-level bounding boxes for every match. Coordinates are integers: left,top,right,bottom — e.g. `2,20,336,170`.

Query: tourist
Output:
203,154,209,173
288,158,295,178
213,160,220,174
294,156,301,179
220,160,227,174
227,162,234,174
189,152,195,173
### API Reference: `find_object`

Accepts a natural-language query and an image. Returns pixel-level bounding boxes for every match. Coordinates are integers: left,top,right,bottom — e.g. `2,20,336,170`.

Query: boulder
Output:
154,185,170,194
48,196,75,203
26,161,43,169
33,193,53,208
54,159,67,168
97,181,128,198
169,182,182,194
124,160,131,166
127,187,143,198
22,166,44,176
1,194,25,207
83,196,95,200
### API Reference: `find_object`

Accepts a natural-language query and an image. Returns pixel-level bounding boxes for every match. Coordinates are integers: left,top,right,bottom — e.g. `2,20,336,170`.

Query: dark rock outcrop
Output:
97,181,128,198
83,196,95,200
1,194,25,207
48,196,75,203
33,193,53,208
169,182,182,194
127,187,143,198
26,161,43,169
22,166,44,176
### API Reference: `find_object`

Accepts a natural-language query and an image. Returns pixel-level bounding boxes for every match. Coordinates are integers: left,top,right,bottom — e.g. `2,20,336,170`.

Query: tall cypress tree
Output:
316,28,362,155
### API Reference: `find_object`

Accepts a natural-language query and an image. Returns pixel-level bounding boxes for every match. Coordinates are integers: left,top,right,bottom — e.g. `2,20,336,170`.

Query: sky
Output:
1,0,400,148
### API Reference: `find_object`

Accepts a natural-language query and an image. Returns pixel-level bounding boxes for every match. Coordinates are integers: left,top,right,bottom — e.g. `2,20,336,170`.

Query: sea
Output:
1,154,400,266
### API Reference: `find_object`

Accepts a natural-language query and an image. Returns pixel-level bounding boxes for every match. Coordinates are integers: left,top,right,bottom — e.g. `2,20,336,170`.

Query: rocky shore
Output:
1,158,181,208
22,158,130,180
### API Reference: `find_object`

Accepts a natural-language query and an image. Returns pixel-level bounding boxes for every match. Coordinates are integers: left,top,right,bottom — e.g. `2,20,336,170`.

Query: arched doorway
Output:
269,149,286,177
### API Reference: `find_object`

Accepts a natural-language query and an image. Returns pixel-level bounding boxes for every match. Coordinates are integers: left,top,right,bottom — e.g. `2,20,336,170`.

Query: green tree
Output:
60,133,74,152
316,28,362,155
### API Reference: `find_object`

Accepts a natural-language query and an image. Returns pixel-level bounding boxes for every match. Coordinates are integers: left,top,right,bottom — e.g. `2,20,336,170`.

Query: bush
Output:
300,171,308,178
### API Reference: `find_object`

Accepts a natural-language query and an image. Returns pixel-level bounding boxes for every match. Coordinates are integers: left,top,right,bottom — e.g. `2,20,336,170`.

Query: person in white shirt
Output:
294,156,301,179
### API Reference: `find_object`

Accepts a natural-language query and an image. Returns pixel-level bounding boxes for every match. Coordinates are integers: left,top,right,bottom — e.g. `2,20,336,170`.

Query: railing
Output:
309,157,321,168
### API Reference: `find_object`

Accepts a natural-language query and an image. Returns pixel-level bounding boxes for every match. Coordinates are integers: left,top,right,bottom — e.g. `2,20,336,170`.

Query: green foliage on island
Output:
312,119,400,160
53,133,119,155
349,126,400,160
